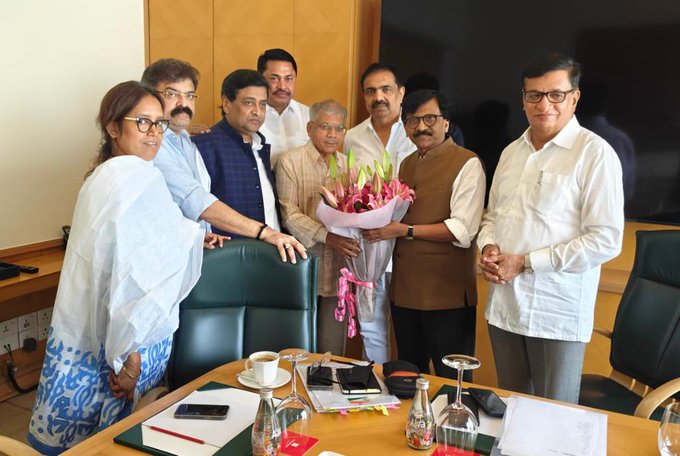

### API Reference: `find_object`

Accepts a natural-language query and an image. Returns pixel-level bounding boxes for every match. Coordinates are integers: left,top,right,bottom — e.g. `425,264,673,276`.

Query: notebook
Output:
336,366,381,395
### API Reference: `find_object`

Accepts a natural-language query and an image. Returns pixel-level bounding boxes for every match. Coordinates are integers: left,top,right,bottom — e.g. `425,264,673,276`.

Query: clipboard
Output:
114,381,252,456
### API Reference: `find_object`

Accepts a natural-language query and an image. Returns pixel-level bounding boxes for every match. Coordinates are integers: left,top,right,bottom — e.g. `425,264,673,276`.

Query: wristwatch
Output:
405,225,414,240
524,254,533,273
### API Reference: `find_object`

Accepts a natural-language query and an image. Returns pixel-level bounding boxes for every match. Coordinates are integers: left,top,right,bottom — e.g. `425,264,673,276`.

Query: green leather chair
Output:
167,239,318,390
579,230,680,420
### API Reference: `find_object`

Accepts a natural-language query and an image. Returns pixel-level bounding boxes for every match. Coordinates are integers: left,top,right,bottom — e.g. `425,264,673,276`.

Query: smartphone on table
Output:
173,403,230,420
468,387,506,417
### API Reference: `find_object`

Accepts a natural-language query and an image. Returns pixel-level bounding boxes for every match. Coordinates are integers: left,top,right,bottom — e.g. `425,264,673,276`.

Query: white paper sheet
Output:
498,395,607,456
141,388,261,456
298,363,400,412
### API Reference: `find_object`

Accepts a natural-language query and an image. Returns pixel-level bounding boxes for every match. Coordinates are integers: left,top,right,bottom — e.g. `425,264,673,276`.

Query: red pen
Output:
149,425,205,444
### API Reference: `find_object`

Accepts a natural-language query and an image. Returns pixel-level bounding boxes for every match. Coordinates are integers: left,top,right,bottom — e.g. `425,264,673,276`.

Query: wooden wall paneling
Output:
147,0,214,127
213,0,295,123
348,0,381,127
293,0,353,110
212,35,295,123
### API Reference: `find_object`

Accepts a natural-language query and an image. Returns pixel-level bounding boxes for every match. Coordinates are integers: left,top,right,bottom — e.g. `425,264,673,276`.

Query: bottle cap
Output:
259,387,274,399
416,378,429,389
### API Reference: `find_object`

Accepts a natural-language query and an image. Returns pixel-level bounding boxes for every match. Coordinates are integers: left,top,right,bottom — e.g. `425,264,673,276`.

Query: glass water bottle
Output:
252,388,281,456
406,378,435,449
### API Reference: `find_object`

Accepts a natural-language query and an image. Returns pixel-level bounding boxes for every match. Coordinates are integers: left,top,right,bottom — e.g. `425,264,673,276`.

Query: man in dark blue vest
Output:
194,70,281,238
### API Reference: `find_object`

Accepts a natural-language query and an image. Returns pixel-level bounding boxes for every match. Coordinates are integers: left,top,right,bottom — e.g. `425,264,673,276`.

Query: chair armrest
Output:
0,435,41,455
134,386,169,413
634,377,680,419
592,327,613,339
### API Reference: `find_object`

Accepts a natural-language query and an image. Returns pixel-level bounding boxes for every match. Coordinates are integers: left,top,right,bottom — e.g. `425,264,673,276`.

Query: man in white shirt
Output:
478,53,624,403
344,63,416,170
343,63,417,364
257,48,310,167
143,59,305,263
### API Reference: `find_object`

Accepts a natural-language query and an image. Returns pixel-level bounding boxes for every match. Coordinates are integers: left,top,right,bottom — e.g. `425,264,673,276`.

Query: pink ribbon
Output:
336,267,374,338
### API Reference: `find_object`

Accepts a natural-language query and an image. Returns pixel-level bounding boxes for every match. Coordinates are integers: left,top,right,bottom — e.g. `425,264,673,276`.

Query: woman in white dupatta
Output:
28,81,223,454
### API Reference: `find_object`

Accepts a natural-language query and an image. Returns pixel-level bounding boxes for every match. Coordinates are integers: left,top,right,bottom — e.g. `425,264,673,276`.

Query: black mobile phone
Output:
173,403,230,420
468,387,506,418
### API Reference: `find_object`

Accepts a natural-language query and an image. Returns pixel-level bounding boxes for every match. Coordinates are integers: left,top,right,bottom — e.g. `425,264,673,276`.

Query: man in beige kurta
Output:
276,99,360,355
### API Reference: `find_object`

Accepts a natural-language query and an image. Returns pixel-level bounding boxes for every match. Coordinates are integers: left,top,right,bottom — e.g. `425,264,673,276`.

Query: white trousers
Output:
359,272,391,363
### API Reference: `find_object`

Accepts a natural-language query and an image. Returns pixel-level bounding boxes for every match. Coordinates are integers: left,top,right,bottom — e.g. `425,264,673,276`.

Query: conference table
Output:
64,355,661,455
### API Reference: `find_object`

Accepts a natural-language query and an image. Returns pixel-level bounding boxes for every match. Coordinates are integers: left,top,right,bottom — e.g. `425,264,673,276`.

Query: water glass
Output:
659,402,680,456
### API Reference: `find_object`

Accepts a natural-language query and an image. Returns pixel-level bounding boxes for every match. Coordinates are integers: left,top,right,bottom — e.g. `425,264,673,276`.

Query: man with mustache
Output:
258,48,310,167
341,63,416,364
143,59,305,262
364,90,485,378
276,99,361,355
193,69,283,240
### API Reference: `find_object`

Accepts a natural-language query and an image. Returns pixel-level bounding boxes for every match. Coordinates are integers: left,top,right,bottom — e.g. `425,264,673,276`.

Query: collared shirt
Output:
153,128,216,232
260,99,310,167
276,141,346,296
251,133,281,231
477,116,624,342
194,118,281,237
343,116,416,171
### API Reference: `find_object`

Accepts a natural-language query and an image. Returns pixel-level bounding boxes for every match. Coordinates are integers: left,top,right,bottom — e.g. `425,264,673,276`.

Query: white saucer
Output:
237,367,291,389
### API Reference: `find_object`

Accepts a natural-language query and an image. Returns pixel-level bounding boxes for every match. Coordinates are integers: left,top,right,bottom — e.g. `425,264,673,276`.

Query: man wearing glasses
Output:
142,59,305,263
341,63,417,364
477,53,624,403
276,99,361,355
363,90,485,378
257,48,310,167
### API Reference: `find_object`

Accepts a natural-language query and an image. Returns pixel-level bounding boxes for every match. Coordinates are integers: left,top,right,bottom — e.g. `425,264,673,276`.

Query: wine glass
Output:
659,402,680,455
436,354,481,455
276,348,312,434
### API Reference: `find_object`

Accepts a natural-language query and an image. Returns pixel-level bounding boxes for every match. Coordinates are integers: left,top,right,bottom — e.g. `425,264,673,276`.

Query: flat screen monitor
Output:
380,0,680,225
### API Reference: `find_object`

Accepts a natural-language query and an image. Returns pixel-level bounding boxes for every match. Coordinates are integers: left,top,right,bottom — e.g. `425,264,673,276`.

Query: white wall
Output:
0,0,145,249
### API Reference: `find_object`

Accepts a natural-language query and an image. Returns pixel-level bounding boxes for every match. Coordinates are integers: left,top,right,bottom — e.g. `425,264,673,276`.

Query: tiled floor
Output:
0,390,35,444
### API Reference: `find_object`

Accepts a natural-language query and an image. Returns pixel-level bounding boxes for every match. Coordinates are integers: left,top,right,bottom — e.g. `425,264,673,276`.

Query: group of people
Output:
27,48,625,454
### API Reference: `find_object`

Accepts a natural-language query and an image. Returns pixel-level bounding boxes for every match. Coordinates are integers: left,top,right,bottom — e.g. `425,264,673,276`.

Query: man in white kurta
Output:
29,155,203,454
257,48,310,167
342,63,416,363
478,54,624,404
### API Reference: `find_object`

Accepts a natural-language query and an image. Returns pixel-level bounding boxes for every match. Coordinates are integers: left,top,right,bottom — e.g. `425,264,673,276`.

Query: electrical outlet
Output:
0,333,19,354
19,328,38,350
38,324,50,341
0,317,18,337
18,312,38,331
38,307,53,325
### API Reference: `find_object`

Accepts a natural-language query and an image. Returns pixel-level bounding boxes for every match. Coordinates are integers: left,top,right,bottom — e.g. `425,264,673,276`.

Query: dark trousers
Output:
391,303,476,381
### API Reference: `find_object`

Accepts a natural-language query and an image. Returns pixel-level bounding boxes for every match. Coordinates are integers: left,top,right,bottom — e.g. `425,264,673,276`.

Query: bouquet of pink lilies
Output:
317,150,414,338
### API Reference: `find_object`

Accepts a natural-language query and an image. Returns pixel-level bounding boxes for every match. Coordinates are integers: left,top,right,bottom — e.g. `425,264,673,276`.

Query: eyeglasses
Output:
404,114,444,128
522,89,576,103
156,89,199,101
123,117,170,134
313,122,346,133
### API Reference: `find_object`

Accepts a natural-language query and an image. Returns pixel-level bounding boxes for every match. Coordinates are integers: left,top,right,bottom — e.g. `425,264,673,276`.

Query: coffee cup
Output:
244,351,279,385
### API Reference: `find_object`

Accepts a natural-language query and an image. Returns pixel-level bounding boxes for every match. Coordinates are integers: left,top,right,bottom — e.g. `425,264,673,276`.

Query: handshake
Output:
478,244,529,284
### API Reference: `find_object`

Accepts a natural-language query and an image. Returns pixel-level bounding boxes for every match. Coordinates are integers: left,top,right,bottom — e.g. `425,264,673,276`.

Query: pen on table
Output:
149,425,205,444
347,396,368,401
